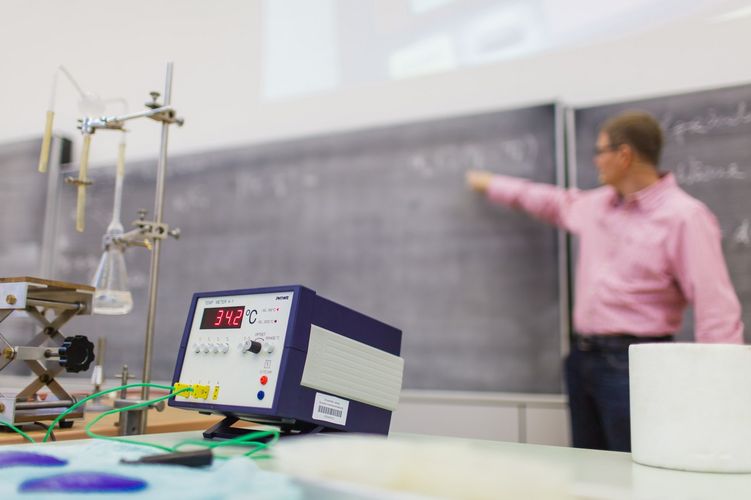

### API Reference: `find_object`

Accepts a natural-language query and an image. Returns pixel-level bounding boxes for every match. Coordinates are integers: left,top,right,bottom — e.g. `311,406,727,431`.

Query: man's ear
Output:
619,144,635,167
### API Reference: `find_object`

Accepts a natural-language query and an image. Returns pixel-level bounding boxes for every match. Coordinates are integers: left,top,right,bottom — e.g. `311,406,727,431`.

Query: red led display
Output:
200,306,245,329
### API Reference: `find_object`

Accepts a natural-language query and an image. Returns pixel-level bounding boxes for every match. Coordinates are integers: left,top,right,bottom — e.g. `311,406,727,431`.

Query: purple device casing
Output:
169,285,402,435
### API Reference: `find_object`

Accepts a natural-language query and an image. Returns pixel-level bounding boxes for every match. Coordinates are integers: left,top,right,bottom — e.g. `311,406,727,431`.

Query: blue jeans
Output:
564,340,632,452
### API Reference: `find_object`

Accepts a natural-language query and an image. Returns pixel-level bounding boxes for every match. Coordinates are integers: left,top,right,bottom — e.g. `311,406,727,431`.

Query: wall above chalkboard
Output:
52,104,565,393
571,83,751,343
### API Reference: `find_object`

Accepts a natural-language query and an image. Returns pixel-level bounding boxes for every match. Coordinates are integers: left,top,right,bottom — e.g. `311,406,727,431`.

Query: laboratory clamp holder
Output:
32,63,185,435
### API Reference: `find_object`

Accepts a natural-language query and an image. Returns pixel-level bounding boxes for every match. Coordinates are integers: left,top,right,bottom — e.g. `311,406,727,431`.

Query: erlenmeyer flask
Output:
92,243,133,315
91,138,132,315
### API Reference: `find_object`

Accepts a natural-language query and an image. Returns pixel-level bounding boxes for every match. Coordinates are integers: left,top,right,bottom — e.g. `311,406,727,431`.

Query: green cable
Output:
244,443,270,457
173,428,280,459
173,436,265,453
84,387,192,453
42,382,176,443
209,430,279,451
174,429,279,450
0,419,36,443
240,429,280,457
4,383,175,444
40,381,282,460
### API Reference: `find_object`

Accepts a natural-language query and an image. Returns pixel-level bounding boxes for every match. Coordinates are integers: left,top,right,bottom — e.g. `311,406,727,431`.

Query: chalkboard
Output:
53,104,564,392
1,138,48,275
571,83,751,343
0,136,71,374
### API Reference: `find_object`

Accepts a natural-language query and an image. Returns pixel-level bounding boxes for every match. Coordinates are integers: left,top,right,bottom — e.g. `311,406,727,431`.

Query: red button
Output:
260,376,268,385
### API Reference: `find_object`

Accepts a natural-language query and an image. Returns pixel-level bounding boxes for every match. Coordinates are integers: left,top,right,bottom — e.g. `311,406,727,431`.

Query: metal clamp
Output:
64,176,93,187
132,219,172,241
77,92,184,136
145,92,185,126
130,209,180,242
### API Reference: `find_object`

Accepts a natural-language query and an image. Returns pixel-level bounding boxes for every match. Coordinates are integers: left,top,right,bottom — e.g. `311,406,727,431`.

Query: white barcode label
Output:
312,393,349,426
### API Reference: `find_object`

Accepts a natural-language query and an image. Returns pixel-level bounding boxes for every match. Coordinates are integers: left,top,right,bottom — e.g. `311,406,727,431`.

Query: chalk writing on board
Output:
171,185,211,214
302,173,320,189
662,102,751,143
674,158,747,185
233,171,321,198
407,134,539,176
732,219,751,246
500,134,539,163
56,253,99,275
0,243,40,269
235,172,264,197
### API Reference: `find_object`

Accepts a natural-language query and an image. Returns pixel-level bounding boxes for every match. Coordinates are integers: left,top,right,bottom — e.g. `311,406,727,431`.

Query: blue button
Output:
257,390,265,400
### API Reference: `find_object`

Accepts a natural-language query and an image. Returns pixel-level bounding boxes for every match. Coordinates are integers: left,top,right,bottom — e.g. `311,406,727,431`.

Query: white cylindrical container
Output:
630,343,751,472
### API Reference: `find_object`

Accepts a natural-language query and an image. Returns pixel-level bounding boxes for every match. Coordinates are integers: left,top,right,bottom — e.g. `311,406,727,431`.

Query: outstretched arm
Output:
466,169,581,232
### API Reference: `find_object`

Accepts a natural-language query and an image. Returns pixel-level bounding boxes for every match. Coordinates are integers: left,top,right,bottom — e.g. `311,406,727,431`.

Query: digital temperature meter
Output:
169,285,404,437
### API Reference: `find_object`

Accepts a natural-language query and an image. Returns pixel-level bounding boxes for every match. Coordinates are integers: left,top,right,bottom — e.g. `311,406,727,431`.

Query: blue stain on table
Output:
0,451,67,468
19,472,147,493
0,441,301,499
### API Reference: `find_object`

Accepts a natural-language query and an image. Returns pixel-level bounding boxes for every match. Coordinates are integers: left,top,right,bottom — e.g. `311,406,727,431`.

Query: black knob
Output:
249,341,262,354
59,335,95,373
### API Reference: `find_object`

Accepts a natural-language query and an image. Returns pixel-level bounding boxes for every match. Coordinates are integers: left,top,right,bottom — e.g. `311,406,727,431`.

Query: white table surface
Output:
127,430,751,500
9,429,751,499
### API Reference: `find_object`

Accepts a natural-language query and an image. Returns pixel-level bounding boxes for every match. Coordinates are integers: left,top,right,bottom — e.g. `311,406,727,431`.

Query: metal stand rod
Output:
15,400,75,410
26,298,83,311
138,62,174,434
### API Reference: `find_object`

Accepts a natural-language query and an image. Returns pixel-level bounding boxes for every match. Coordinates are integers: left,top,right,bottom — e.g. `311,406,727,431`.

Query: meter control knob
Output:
246,340,262,354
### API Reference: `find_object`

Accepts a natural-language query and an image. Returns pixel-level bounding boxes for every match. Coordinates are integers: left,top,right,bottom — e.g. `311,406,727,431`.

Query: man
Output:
466,111,743,452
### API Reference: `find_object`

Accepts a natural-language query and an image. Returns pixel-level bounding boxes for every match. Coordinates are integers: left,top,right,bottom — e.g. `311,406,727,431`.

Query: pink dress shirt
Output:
487,173,743,343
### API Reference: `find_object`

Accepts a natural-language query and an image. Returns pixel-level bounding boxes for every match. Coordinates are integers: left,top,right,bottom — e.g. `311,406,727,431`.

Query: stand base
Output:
202,416,341,441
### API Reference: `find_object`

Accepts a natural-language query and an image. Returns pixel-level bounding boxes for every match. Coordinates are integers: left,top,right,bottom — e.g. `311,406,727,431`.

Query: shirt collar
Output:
608,172,677,210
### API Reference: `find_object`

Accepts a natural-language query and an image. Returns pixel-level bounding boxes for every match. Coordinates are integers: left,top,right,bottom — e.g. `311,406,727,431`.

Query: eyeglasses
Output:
593,144,622,156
